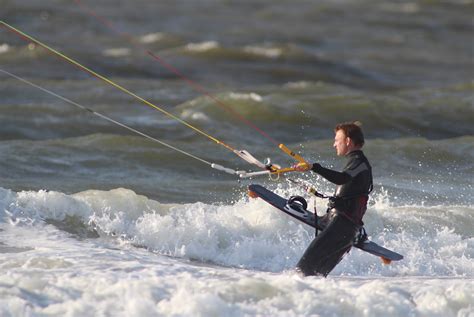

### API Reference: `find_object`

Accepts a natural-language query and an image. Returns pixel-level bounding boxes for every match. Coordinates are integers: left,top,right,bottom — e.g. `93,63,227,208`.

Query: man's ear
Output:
345,137,352,146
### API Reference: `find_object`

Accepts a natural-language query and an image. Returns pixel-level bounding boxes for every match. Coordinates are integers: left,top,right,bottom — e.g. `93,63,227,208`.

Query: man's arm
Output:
311,163,351,185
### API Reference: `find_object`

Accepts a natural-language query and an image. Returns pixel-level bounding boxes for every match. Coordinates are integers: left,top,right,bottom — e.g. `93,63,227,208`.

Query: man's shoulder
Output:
347,150,366,162
344,151,371,175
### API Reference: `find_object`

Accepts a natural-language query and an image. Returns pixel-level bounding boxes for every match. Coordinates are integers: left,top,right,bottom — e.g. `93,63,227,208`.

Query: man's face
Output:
333,129,350,156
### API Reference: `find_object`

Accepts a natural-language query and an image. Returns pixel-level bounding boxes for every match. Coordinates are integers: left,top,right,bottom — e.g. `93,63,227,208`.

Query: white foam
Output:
244,45,282,58
180,109,211,122
185,41,219,52
0,186,472,316
103,48,131,57
0,227,472,317
139,32,165,44
2,186,472,276
0,43,10,54
228,92,263,102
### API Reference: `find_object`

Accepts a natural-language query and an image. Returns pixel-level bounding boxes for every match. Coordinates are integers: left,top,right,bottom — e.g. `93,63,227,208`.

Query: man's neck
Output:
346,147,362,156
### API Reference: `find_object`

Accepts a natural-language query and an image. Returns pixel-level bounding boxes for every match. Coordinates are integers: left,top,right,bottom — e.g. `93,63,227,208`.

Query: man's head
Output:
333,121,365,156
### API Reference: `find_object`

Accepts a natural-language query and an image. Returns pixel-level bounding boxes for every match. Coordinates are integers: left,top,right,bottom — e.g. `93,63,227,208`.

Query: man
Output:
293,121,373,276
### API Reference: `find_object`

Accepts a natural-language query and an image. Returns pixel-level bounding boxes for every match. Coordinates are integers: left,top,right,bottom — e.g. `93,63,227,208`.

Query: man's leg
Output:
296,215,358,277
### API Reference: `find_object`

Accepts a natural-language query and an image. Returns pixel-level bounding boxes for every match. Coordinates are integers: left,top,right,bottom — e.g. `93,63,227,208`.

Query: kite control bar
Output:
239,144,310,178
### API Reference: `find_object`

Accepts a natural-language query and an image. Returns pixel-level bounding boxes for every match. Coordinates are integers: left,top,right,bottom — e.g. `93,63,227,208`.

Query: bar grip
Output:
279,144,307,163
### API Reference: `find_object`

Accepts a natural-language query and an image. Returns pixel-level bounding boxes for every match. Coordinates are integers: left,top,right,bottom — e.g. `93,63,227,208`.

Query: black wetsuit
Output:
296,150,373,277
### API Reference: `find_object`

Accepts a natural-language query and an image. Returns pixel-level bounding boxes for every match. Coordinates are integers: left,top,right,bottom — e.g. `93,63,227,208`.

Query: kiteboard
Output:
248,184,403,263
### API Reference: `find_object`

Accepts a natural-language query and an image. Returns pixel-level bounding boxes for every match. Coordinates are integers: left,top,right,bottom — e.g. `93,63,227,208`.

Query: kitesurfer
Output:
293,121,373,276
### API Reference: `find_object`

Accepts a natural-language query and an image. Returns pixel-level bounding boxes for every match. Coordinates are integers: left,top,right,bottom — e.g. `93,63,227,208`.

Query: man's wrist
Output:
311,163,322,172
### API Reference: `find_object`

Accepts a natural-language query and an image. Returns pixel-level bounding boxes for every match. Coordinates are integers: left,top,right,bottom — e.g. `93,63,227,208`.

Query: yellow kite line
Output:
0,20,309,177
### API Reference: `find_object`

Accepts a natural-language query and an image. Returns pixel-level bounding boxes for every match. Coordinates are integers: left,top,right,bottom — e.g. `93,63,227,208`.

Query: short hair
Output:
335,121,365,146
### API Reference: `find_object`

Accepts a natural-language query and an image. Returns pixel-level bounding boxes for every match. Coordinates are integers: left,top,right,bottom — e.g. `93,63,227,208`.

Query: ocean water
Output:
1,0,473,316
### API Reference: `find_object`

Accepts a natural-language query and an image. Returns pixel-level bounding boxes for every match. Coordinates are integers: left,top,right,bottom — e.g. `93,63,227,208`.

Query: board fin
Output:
248,190,259,198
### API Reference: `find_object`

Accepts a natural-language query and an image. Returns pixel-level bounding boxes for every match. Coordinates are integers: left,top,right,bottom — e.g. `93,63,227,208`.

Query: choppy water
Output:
1,0,473,316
